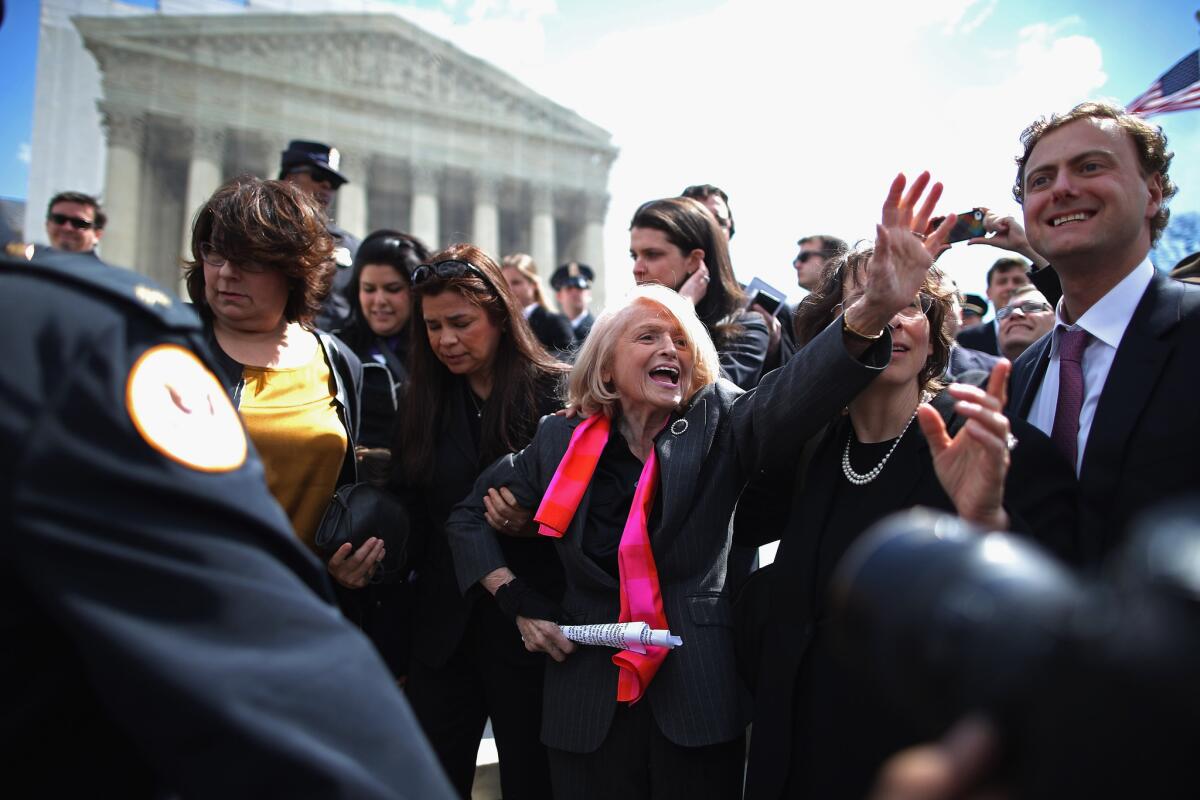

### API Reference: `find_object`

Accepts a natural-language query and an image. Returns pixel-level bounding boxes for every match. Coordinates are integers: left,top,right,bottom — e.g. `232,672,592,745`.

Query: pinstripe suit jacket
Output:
446,318,891,753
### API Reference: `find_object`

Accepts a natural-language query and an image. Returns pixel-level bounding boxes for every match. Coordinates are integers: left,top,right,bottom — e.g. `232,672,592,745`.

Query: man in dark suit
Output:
1006,100,1199,561
955,257,1031,355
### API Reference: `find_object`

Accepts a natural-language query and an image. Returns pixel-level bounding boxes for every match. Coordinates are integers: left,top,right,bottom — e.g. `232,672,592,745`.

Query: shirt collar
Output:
1053,256,1154,349
523,302,538,319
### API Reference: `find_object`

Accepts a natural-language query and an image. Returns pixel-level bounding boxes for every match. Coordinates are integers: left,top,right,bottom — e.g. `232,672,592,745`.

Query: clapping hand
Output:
917,360,1013,531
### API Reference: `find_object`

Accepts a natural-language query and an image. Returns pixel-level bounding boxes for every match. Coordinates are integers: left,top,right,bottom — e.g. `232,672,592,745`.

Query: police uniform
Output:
277,140,361,331
549,261,595,343
0,251,453,798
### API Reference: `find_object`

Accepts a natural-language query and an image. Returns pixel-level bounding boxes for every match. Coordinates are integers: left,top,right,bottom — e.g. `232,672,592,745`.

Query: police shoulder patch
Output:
126,344,247,472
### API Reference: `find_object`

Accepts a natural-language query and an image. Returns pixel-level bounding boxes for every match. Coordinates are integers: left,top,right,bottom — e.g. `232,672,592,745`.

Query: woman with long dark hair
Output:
334,229,428,457
390,243,568,799
630,196,769,389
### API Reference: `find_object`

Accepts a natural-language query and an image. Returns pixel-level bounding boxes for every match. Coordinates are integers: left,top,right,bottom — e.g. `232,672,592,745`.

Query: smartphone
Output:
945,208,987,244
744,277,785,316
750,289,782,316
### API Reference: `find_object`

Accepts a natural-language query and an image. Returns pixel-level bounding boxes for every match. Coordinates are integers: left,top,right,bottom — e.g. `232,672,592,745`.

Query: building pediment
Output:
75,12,615,152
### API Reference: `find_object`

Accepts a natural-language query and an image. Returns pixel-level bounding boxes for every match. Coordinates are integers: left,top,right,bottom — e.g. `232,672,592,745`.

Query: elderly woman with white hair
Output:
446,173,959,799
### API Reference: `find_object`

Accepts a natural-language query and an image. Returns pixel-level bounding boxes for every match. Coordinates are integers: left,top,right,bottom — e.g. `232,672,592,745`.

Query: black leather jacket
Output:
203,321,362,488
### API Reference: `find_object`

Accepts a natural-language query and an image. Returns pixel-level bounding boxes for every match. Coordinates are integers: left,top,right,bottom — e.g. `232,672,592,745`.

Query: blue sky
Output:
3,0,1197,297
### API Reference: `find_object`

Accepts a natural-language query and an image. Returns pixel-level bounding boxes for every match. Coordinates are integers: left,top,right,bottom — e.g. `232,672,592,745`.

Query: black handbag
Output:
314,482,410,580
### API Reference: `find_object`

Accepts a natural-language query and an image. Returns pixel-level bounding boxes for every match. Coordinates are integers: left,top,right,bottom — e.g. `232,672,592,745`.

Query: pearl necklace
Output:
841,408,919,486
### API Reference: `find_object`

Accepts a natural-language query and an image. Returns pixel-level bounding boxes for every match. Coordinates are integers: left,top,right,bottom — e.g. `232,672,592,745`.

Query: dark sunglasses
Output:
796,251,828,264
996,300,1053,321
411,259,498,293
47,213,95,230
287,166,337,187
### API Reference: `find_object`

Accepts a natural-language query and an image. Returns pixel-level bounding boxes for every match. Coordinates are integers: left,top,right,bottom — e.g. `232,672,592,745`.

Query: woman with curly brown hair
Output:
389,243,568,799
184,177,375,589
741,240,1079,800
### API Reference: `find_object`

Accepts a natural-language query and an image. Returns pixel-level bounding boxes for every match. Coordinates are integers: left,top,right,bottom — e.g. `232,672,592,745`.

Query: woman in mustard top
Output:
183,177,377,590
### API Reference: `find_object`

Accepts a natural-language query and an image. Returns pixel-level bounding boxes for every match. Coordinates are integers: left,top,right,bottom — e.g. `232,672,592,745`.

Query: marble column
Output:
410,163,441,250
99,105,146,272
179,124,227,262
583,192,609,312
334,152,368,240
471,172,500,259
530,182,556,274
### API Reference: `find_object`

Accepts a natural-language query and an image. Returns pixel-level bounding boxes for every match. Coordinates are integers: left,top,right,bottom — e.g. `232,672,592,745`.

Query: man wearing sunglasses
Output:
794,234,847,291
278,139,361,330
45,191,105,256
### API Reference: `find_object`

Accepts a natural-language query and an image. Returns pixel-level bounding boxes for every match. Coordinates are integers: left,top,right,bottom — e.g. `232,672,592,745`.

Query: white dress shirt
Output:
523,302,538,320
1027,258,1155,474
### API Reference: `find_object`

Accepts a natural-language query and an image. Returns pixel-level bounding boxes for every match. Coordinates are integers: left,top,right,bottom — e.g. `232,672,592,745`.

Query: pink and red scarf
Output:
534,413,669,704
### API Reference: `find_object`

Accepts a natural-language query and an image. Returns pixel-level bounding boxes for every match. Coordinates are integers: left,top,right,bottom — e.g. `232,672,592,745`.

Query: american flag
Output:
1128,50,1200,117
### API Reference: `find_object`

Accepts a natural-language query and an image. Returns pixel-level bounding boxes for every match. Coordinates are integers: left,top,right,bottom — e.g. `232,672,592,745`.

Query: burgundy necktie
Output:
1050,327,1090,470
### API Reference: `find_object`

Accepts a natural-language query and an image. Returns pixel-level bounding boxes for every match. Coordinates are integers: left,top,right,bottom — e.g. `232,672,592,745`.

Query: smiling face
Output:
46,200,103,253
1022,117,1163,272
842,271,930,389
998,287,1055,361
203,252,290,332
358,263,411,337
421,289,503,382
630,227,703,290
606,303,695,417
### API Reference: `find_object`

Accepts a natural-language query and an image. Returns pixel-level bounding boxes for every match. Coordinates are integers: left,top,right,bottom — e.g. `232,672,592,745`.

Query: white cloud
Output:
17,143,31,165
310,2,1125,300
500,2,1112,302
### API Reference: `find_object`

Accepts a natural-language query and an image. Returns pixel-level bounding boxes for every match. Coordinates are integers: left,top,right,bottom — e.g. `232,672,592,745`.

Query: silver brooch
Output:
670,419,688,435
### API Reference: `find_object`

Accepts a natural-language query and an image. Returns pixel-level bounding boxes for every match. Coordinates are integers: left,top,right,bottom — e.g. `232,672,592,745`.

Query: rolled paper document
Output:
559,621,683,654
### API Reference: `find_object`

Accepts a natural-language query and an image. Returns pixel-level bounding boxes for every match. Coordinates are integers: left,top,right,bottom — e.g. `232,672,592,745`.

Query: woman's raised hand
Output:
917,361,1013,531
678,262,711,306
327,537,384,589
850,173,956,334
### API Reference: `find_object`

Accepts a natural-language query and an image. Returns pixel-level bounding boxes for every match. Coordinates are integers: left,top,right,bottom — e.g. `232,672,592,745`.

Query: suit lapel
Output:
1009,334,1053,419
1078,273,1178,508
653,390,718,548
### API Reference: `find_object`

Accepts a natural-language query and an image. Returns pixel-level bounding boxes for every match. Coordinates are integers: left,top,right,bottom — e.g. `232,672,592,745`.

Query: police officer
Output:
549,260,595,343
279,139,361,331
1,249,453,798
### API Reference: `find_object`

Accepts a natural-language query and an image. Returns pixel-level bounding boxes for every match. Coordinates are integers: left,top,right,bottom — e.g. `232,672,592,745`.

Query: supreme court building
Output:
29,2,617,298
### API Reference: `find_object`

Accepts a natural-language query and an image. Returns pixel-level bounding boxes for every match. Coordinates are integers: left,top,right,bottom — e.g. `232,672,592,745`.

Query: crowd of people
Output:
8,98,1200,800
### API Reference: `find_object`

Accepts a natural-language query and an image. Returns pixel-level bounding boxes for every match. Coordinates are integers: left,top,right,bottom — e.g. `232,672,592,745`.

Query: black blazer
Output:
390,380,564,668
743,405,1078,800
955,320,999,355
528,305,576,357
715,309,770,389
446,317,893,753
1008,270,1200,561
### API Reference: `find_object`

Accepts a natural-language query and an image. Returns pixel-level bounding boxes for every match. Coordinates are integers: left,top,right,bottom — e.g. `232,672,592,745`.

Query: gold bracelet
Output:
842,311,884,342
